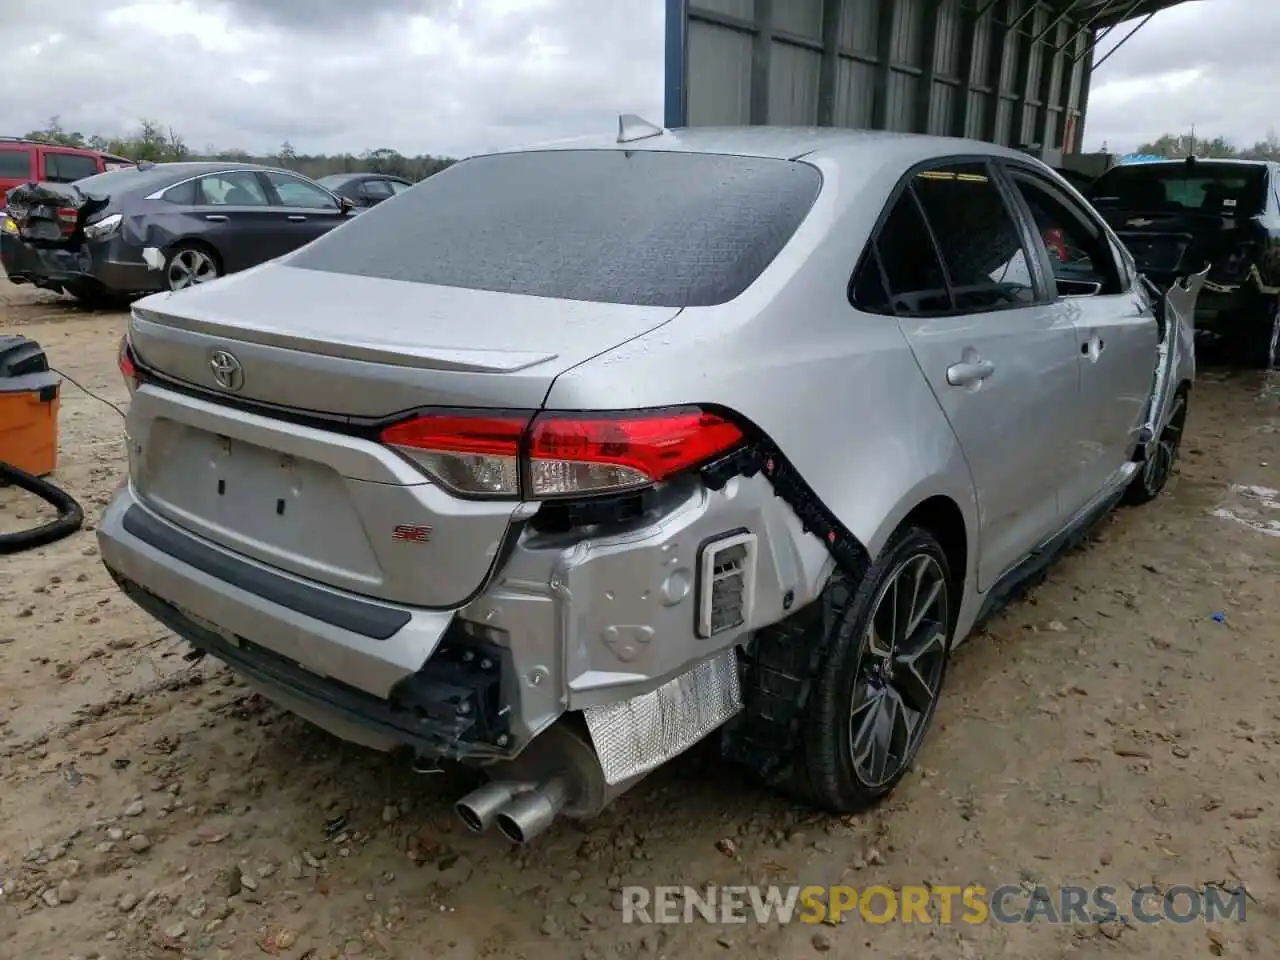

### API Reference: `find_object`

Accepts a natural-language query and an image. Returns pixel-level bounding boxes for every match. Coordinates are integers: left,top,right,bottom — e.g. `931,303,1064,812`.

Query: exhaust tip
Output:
455,801,486,834
494,811,527,845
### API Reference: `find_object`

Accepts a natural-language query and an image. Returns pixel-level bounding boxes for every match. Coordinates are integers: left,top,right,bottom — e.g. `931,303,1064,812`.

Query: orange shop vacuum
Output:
0,334,84,554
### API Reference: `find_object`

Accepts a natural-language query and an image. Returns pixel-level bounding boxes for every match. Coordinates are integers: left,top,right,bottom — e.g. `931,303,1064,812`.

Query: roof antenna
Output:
617,113,664,144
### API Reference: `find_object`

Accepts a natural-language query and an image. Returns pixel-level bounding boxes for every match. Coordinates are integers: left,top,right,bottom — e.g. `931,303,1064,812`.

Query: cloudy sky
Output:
0,0,1269,159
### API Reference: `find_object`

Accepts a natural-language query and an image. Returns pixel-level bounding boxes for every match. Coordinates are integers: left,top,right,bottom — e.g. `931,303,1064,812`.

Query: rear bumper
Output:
0,232,160,294
98,485,515,761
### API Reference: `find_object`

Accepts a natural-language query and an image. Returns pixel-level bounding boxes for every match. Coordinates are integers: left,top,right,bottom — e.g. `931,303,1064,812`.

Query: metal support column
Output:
816,0,843,126
952,1,981,138
914,0,944,134
749,0,774,125
870,0,898,129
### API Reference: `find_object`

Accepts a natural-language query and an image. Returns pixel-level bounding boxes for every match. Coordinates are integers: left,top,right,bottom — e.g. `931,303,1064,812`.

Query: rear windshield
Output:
287,149,823,307
1089,162,1267,215
72,166,180,196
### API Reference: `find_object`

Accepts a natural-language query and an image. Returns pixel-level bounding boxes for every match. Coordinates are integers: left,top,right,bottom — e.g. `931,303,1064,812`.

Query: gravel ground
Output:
2,275,1278,960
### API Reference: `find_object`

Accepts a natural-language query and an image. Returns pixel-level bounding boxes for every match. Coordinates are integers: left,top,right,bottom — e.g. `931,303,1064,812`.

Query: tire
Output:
788,526,955,813
1123,385,1189,506
164,243,222,291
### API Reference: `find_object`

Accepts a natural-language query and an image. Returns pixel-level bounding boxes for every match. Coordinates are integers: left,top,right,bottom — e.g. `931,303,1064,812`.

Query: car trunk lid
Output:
4,181,107,246
1098,208,1264,285
125,263,682,607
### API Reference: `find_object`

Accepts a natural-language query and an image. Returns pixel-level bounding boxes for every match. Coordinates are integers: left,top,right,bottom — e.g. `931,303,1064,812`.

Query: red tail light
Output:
56,207,78,236
118,336,139,391
379,407,744,500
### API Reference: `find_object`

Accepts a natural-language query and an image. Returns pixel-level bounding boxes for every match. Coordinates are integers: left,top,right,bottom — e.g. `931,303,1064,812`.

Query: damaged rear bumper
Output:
99,464,830,780
0,232,158,294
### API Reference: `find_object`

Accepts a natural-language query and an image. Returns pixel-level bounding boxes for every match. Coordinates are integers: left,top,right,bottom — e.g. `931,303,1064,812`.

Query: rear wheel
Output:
733,527,954,813
1123,385,1189,506
164,243,221,291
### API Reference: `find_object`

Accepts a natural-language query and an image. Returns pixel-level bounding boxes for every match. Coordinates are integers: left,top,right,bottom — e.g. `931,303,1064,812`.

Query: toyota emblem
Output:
209,350,244,391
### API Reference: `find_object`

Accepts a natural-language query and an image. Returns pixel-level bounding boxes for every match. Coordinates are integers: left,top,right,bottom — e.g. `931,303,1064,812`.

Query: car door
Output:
183,171,291,272
261,171,349,249
860,158,1082,590
999,161,1157,514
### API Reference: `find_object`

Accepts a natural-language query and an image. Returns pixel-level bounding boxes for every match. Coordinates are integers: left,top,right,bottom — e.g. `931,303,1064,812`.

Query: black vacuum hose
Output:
0,459,84,554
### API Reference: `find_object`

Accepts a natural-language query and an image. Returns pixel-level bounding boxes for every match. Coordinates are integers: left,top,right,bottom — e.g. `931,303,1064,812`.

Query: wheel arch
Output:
863,479,978,599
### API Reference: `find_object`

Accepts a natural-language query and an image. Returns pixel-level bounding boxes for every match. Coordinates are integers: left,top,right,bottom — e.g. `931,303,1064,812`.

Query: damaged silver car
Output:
98,119,1206,844
2,161,355,305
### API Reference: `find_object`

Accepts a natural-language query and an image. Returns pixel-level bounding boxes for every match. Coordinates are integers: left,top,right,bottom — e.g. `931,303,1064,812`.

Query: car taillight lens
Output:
56,207,78,235
526,409,743,497
378,407,744,500
118,336,139,391
381,413,528,497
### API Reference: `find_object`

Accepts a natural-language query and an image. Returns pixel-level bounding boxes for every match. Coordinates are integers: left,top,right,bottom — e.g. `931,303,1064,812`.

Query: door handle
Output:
204,214,228,222
946,358,995,386
287,215,307,221
1081,334,1105,360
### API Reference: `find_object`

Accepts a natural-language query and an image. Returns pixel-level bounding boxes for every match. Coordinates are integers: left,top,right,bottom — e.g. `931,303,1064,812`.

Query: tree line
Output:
20,116,456,182
1129,130,1280,161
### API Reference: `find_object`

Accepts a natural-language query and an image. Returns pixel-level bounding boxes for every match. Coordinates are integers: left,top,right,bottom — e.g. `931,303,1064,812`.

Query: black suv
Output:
1087,157,1280,369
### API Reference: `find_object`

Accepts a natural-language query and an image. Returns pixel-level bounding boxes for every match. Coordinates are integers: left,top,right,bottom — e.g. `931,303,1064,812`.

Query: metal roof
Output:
1049,0,1202,29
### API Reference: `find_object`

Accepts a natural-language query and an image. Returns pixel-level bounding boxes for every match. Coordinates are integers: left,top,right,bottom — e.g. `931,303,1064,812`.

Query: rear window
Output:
1089,162,1267,215
287,150,823,307
72,167,179,196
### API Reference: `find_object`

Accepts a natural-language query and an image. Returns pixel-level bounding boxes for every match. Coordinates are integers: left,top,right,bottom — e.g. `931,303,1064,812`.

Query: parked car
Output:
1087,157,1280,369
0,136,133,206
316,172,414,208
99,124,1204,845
2,161,355,304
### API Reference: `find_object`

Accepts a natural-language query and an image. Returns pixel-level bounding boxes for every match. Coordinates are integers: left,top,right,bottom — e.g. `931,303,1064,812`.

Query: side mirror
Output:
338,196,355,213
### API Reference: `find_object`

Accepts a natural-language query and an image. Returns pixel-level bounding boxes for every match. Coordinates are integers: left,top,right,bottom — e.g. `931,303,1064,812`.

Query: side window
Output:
911,162,1038,310
0,148,32,179
389,179,414,195
44,152,101,184
361,179,394,201
852,189,950,316
264,171,340,209
161,180,197,205
197,172,269,206
1008,171,1124,296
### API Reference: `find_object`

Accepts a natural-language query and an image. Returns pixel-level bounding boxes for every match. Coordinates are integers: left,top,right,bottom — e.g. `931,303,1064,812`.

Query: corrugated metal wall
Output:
665,0,1097,154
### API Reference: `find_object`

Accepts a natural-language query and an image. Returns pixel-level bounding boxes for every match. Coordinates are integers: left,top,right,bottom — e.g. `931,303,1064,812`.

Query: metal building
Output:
664,0,1195,161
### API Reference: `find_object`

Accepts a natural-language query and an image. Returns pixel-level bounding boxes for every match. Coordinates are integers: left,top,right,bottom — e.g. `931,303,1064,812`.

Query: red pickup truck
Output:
0,137,133,206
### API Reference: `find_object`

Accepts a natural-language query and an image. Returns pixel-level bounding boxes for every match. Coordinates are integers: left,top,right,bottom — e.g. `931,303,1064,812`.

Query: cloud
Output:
0,0,664,158
0,0,1268,160
1081,0,1280,151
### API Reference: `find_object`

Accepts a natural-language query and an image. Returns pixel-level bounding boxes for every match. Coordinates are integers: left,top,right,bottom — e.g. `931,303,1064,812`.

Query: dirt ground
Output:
1,274,1278,960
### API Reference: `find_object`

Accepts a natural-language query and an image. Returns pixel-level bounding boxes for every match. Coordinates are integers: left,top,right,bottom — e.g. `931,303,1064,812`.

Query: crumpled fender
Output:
1142,264,1208,451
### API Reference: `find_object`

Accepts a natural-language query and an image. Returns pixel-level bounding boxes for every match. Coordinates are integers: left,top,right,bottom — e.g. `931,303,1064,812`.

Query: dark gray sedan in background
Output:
1,161,355,304
316,172,414,208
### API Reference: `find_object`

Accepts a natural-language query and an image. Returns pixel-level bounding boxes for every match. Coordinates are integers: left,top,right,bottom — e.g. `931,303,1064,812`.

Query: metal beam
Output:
663,0,689,127
1032,0,1087,44
914,0,944,134
1086,9,1156,67
748,0,774,124
952,0,983,138
870,0,898,129
1010,1,1038,146
982,0,1010,142
1035,19,1063,148
816,0,842,126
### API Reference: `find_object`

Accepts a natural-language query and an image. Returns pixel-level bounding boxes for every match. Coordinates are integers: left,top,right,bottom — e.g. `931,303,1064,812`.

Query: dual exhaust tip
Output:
454,776,570,844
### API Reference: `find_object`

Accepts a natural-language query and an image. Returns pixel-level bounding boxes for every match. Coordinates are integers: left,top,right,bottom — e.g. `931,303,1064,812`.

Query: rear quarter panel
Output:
543,153,979,602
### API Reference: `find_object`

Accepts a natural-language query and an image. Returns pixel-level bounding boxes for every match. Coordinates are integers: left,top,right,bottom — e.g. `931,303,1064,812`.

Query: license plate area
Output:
138,422,384,586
